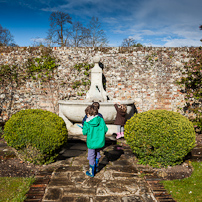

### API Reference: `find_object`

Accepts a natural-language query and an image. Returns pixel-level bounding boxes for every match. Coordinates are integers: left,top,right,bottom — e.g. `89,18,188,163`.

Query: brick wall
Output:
0,46,193,122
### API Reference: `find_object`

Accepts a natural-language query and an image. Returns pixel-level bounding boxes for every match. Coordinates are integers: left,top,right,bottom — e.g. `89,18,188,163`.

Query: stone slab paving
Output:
40,139,157,202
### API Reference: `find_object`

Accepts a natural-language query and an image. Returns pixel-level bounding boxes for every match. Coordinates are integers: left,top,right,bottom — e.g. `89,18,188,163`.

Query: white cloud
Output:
107,0,202,47
163,39,201,47
30,37,51,46
143,42,163,47
30,37,46,42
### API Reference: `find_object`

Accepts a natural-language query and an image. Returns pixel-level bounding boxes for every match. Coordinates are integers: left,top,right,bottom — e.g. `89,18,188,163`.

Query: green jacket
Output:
82,116,108,149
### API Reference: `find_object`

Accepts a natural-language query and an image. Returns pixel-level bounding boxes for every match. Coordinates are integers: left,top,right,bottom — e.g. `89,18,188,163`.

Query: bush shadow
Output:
55,137,119,163
98,140,124,173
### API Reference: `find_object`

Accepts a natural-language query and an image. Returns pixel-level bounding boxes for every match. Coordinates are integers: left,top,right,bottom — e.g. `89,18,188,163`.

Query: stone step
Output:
191,147,202,157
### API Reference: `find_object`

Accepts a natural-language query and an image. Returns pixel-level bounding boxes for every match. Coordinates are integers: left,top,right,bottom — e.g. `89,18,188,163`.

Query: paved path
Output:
31,138,162,202
1,135,176,202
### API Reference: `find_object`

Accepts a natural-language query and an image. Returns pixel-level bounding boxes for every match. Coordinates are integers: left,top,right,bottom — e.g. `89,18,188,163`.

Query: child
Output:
82,102,103,126
114,103,127,139
82,105,108,177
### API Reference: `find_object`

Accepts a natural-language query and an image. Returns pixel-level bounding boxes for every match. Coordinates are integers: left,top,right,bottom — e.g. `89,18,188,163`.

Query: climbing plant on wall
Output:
72,63,93,95
177,47,202,132
0,47,59,84
0,47,59,121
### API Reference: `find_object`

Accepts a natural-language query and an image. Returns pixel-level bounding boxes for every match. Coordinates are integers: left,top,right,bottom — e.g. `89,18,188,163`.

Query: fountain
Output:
58,56,135,136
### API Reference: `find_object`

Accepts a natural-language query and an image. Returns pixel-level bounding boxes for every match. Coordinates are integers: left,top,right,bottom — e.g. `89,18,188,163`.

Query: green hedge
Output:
3,109,68,164
124,110,196,167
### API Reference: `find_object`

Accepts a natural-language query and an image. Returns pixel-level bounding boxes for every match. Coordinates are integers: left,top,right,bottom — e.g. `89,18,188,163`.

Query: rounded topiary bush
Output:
124,110,196,167
3,109,68,164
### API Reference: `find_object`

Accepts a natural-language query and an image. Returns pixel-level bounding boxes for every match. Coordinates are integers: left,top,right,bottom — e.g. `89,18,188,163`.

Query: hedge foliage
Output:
3,109,68,164
124,110,196,167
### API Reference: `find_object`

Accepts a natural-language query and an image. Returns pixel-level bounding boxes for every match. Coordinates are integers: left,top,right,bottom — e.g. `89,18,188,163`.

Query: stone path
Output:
25,138,176,202
0,135,178,202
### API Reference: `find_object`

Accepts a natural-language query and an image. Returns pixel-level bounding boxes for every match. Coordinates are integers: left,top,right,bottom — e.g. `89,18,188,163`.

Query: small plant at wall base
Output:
124,110,196,168
177,47,202,132
3,109,68,165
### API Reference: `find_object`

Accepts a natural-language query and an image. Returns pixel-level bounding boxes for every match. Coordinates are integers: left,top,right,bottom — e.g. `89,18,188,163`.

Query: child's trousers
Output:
87,148,101,165
117,125,124,133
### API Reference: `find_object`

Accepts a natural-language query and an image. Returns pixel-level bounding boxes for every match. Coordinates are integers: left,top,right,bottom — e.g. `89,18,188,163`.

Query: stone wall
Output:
0,46,193,122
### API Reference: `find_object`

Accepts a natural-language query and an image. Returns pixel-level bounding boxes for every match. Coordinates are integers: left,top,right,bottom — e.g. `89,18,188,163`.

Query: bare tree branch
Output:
87,17,108,47
0,24,16,46
47,11,72,47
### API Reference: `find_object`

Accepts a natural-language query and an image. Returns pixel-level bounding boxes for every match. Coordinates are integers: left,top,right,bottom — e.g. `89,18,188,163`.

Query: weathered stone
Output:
121,195,144,202
107,165,137,173
48,178,75,187
83,177,102,188
95,196,121,202
72,157,88,166
55,166,82,172
112,172,138,178
61,196,90,202
63,187,96,196
43,188,62,200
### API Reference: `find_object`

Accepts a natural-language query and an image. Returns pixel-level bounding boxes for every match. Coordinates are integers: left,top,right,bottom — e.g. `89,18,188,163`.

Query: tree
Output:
0,24,16,46
70,21,90,47
134,43,143,47
121,38,142,47
47,11,72,47
121,38,136,47
87,17,108,47
199,25,202,42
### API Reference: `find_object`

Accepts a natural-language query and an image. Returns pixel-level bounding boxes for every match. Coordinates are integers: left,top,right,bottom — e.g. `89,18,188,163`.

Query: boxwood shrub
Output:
124,110,196,167
3,109,68,165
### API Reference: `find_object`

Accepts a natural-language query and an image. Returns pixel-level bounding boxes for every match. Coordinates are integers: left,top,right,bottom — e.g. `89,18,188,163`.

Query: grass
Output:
162,161,202,202
0,177,35,202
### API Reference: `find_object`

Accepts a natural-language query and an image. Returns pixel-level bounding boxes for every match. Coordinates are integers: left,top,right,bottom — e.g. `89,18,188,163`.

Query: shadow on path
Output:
98,145,124,172
55,137,122,169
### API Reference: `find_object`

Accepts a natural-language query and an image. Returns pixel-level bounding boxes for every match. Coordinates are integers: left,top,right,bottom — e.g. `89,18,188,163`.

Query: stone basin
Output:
59,100,135,135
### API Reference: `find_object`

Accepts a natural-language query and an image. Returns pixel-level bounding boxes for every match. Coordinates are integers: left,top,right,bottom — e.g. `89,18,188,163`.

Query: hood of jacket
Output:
86,116,101,127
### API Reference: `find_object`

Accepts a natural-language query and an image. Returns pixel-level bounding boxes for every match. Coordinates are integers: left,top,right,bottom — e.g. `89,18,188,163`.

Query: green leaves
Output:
26,55,58,81
3,109,68,165
124,110,196,168
177,47,202,133
72,63,93,93
0,48,58,88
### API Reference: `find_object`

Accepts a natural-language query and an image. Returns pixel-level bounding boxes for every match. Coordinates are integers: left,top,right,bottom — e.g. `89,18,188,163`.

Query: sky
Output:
0,0,202,47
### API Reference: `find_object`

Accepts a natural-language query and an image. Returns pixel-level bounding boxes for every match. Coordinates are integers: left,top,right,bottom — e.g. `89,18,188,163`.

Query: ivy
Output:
0,47,60,121
25,55,58,82
177,47,202,132
72,63,93,92
72,81,81,89
0,48,58,86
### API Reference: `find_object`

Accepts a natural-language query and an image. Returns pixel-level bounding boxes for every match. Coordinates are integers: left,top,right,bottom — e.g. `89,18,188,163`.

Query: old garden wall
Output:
0,46,193,122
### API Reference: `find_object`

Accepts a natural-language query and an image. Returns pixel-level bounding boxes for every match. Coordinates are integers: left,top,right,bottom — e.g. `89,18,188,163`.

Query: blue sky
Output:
0,0,202,47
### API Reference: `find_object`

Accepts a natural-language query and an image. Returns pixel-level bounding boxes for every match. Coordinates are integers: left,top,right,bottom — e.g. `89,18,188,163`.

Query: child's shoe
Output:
116,132,122,139
95,158,99,173
86,164,95,177
121,132,124,137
